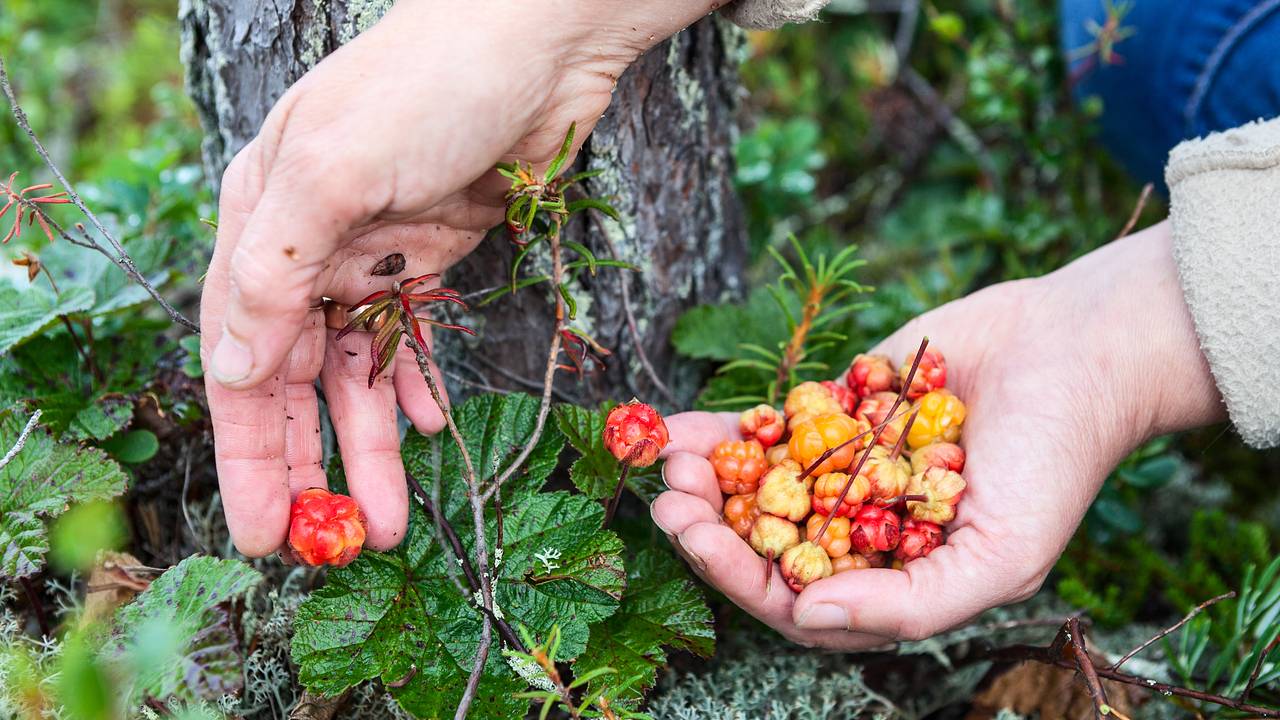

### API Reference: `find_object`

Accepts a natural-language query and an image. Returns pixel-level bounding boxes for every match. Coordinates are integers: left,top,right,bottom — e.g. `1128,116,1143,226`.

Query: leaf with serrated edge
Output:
575,548,714,703
0,405,129,578
111,556,262,703
0,282,95,355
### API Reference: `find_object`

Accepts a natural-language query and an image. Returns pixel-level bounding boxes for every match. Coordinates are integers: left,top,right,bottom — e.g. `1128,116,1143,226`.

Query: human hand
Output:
651,221,1225,648
201,0,719,556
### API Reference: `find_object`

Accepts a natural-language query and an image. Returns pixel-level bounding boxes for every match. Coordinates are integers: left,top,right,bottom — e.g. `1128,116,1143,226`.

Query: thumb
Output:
208,151,355,389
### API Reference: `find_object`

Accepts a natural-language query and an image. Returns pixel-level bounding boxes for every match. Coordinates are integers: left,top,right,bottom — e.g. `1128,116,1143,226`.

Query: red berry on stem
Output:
603,401,669,467
845,354,897,398
850,504,901,555
899,348,946,400
288,488,367,567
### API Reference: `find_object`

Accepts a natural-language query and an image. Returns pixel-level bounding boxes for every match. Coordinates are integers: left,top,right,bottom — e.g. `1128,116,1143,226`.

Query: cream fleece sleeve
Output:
1166,116,1280,448
720,0,828,29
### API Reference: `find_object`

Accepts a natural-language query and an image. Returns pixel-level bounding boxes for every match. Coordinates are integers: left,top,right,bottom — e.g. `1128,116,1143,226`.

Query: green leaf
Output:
111,556,263,703
576,549,714,703
555,403,618,500
544,122,577,181
101,428,159,464
0,281,95,355
179,334,203,378
671,286,790,362
0,405,129,579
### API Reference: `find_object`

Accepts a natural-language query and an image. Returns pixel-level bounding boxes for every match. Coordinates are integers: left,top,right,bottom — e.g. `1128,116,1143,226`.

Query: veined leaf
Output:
0,281,94,355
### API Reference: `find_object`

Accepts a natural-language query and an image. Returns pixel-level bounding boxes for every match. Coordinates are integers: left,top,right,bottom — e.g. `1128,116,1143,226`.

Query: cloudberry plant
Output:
910,441,966,474
739,404,785,448
756,460,811,522
788,413,868,477
783,381,844,429
896,519,943,562
287,488,367,567
900,347,946,400
724,493,762,540
906,467,967,524
780,541,833,592
806,513,851,558
711,439,768,495
831,552,871,573
821,380,858,415
907,389,967,449
850,505,901,555
811,471,869,518
845,353,897,399
602,400,670,468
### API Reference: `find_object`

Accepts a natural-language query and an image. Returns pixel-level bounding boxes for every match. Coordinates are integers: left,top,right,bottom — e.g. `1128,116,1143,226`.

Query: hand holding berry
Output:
651,225,1225,649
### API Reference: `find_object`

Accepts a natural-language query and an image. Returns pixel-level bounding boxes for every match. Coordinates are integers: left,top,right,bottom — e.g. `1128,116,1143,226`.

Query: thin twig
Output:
0,408,42,471
1241,630,1280,702
456,619,492,720
1115,182,1154,240
0,55,197,333
1111,591,1235,671
1066,617,1111,719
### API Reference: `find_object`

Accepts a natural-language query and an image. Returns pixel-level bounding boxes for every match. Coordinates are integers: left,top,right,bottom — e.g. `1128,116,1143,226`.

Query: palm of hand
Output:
653,279,1127,648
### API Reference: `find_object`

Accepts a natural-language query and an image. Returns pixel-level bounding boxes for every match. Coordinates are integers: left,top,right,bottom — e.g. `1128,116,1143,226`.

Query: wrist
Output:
1047,221,1225,451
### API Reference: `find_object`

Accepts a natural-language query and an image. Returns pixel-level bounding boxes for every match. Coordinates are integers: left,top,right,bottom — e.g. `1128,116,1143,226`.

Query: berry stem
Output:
888,408,919,462
602,462,632,528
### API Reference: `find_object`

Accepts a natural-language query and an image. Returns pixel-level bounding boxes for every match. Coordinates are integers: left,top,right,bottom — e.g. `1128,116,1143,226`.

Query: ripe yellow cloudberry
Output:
724,493,761,540
739,404,786,448
711,439,768,495
749,514,800,559
811,470,870,517
805,513,851,558
832,553,871,573
756,460,811,522
907,389,966,449
906,467,966,524
783,381,843,429
780,541,833,592
788,413,869,477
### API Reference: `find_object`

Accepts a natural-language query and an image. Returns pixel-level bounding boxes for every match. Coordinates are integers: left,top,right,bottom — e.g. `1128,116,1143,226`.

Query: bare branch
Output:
0,408,42,472
1111,591,1235,671
1115,182,1154,240
1065,617,1111,719
1241,629,1280,703
0,55,198,333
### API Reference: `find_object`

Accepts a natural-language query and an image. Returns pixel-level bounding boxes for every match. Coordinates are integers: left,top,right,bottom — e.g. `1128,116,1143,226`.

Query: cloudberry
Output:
831,553,871,573
821,381,858,415
907,389,966,449
906,467,966,524
739,404,786,448
711,439,768,495
910,441,966,474
756,460,811,522
846,353,897,399
863,451,911,501
811,470,870,517
602,401,669,467
896,519,943,562
854,392,909,449
805,513,851,558
788,413,869,477
780,541,833,592
764,443,792,466
900,347,946,400
723,493,761,540
749,514,800,559
783,381,843,429
288,488,367,567
850,505,900,555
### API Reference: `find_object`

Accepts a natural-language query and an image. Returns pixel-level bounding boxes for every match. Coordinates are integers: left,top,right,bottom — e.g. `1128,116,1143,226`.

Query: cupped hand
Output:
651,222,1225,648
201,0,719,556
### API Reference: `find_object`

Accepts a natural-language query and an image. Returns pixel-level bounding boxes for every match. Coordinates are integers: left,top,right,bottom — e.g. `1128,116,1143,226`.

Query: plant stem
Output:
1110,591,1234,671
775,281,824,395
602,464,631,529
0,408,42,471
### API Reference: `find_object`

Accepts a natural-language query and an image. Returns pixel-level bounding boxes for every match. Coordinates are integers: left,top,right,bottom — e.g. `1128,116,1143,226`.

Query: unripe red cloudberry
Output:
854,392,909,449
896,518,943,562
724,493,761,540
711,439,768,495
906,466,966,524
845,353,897,399
749,513,801,558
821,381,858,415
831,552,871,573
788,413,869,477
850,505,900,555
907,389,966,449
811,470,870,517
910,441,966,474
739,404,786,448
783,381,843,429
602,401,669,467
756,460,811,522
900,347,946,400
780,541,833,592
288,488,367,567
805,513,851,558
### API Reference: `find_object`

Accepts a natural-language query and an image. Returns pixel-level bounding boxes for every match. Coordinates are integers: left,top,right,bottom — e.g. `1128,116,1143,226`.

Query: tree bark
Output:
179,0,746,409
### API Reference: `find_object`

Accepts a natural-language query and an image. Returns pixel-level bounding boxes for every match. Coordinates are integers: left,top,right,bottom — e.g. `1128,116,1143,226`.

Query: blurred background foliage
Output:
3,0,1280,715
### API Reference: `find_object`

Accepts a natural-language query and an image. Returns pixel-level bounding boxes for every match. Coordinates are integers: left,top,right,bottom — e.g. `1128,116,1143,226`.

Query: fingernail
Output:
211,332,254,384
796,602,849,630
677,533,708,571
660,461,671,489
650,503,675,535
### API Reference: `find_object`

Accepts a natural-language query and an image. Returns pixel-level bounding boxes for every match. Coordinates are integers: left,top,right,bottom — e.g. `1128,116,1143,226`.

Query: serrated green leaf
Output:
0,405,129,578
111,556,263,703
671,286,790,362
575,548,714,704
0,281,95,355
555,403,617,500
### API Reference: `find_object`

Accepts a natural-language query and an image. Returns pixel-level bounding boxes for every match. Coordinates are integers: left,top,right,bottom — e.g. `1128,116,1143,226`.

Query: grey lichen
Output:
337,0,395,44
298,0,333,70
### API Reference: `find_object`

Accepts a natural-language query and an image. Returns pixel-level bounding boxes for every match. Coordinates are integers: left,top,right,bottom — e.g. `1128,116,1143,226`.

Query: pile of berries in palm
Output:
716,343,967,592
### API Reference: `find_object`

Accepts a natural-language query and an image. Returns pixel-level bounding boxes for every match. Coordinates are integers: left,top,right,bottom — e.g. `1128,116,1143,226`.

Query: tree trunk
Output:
179,0,746,409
